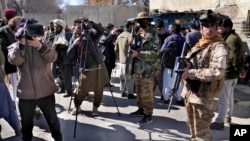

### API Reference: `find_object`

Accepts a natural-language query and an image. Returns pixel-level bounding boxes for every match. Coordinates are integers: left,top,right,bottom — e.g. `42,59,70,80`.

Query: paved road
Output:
1,65,250,141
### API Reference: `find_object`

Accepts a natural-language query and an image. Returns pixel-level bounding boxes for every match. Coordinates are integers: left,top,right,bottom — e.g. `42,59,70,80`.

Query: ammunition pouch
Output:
186,79,201,93
186,78,224,98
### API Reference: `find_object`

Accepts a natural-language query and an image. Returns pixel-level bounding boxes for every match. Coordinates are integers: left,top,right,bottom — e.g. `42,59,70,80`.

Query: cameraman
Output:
67,16,108,116
7,24,63,141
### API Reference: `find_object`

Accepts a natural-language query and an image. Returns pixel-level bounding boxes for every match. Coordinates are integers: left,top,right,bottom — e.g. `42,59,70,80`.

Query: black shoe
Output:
137,115,153,125
210,122,224,130
127,94,137,99
176,99,185,106
163,99,170,104
121,92,128,97
35,110,42,119
130,109,144,117
224,117,231,124
105,83,114,87
56,88,65,94
109,84,114,87
63,93,73,97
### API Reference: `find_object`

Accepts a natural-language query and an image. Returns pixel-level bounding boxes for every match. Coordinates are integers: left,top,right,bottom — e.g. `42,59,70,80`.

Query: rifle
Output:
167,42,189,112
125,28,135,76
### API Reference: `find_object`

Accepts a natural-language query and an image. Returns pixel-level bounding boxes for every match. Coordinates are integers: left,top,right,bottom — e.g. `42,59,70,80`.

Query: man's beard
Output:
56,29,62,34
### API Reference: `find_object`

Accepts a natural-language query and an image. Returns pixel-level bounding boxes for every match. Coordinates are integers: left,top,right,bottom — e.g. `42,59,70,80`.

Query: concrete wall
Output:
22,5,144,28
0,0,7,19
65,5,144,27
22,12,64,27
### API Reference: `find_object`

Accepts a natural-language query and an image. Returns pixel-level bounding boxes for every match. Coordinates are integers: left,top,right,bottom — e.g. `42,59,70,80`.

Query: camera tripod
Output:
67,29,120,138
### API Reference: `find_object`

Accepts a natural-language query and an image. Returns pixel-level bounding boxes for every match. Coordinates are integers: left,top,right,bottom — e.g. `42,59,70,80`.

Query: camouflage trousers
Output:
134,73,155,115
184,92,215,141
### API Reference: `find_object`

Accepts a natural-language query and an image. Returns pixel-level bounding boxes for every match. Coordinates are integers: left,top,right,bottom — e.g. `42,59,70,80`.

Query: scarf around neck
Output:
194,34,222,48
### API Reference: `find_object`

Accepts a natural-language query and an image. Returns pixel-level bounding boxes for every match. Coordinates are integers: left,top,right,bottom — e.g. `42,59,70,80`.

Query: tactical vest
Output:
187,41,227,98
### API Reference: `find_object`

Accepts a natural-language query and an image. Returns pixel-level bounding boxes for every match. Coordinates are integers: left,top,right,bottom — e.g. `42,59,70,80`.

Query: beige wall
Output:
0,0,7,19
65,5,144,27
22,5,144,28
150,0,220,12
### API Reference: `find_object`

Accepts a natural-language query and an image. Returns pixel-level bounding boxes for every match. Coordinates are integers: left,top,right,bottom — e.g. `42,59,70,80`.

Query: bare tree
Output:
85,0,113,6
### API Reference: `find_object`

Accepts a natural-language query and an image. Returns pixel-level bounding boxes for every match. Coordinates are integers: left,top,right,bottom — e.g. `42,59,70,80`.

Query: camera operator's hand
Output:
27,37,43,48
19,37,42,49
16,27,42,48
18,37,26,45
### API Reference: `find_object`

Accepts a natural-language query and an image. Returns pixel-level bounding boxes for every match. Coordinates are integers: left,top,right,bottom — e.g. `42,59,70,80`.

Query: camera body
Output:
16,18,44,40
80,19,92,30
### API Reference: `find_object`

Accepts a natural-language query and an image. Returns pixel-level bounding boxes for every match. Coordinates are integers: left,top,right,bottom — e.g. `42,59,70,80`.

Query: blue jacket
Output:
160,33,185,56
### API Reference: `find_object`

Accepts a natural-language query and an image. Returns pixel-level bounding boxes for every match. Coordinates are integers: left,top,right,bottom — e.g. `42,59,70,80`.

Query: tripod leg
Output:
73,95,78,138
68,76,77,113
68,94,74,113
102,64,121,116
107,84,121,116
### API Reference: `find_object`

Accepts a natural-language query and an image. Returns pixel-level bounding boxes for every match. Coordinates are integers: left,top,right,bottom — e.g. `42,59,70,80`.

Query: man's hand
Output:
111,28,121,35
73,37,80,46
239,70,247,79
27,37,42,48
128,36,133,44
181,68,189,80
180,60,191,80
130,49,138,58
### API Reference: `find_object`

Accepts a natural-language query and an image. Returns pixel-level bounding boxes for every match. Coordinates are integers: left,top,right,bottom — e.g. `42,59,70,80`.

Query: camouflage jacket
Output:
182,41,228,104
132,26,161,78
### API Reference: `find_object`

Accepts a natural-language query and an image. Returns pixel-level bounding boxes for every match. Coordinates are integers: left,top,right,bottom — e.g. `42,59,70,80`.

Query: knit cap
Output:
4,8,17,20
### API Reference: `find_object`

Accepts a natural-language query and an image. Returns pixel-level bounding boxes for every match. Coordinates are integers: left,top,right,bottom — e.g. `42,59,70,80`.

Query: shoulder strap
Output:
187,40,225,60
187,45,208,61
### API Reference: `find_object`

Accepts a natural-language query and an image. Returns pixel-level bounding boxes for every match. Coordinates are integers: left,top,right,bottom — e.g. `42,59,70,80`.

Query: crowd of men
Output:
0,7,249,141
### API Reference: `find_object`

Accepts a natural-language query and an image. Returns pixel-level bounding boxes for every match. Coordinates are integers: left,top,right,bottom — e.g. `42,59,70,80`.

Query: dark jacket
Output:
161,33,185,55
223,30,243,79
0,25,17,74
102,33,117,69
67,22,104,71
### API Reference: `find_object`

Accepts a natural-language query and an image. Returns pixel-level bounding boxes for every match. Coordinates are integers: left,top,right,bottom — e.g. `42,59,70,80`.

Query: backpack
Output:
161,40,178,69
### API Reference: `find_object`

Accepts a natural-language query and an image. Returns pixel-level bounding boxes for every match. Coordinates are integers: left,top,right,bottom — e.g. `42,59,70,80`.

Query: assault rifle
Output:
125,28,134,76
167,42,189,112
125,28,141,76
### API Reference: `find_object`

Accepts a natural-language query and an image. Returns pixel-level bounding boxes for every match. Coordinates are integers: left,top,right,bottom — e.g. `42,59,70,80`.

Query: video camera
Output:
16,18,44,40
80,18,92,30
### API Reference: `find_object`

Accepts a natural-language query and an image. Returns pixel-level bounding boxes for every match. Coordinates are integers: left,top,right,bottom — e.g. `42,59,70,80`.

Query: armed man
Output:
128,11,161,125
180,9,228,140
